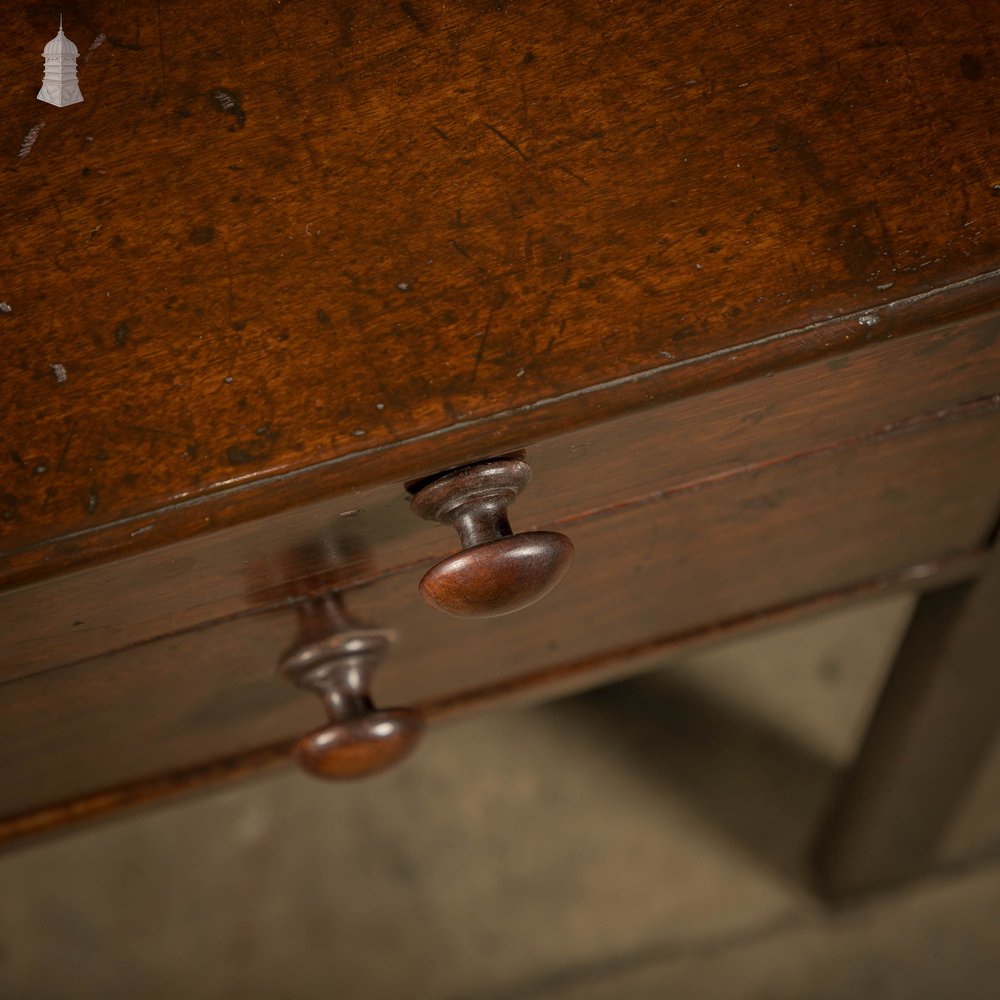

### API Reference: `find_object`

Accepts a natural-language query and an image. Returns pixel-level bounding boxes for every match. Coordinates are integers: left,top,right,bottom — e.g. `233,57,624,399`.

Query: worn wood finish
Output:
1,407,997,822
410,457,573,616
0,550,988,853
3,321,998,685
2,0,999,584
2,0,1000,881
816,545,1000,896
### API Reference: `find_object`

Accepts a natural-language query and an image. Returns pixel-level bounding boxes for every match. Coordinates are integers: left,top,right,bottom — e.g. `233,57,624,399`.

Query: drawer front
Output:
3,319,1000,684
1,406,998,820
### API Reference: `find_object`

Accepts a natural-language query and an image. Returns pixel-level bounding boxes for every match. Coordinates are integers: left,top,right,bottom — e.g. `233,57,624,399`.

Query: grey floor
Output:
2,594,999,999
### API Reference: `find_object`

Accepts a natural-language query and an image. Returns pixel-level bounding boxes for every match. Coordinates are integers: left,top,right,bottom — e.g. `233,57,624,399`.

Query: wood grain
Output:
0,550,988,853
1,405,997,821
3,319,998,684
2,0,999,580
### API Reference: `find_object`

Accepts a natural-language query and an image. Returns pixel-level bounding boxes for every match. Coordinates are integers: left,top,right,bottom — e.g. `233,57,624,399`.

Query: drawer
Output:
3,317,999,684
1,405,997,821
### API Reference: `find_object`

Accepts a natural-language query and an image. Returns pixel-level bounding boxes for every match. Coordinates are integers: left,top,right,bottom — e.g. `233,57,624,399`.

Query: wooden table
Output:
1,0,998,895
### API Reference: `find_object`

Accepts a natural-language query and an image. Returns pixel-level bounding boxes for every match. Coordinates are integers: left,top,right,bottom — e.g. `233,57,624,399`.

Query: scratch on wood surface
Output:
470,328,488,384
484,122,530,161
221,234,236,324
153,0,166,90
556,164,589,186
470,290,508,384
18,123,45,159
55,418,78,474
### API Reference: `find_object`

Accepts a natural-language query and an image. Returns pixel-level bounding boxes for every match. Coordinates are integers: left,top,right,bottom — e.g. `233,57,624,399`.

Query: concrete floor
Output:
1,594,999,999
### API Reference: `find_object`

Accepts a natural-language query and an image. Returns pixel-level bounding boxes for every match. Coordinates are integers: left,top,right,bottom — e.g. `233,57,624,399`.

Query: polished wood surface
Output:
3,0,999,583
0,551,989,852
1,0,999,884
410,458,573,616
3,319,998,685
1,404,997,821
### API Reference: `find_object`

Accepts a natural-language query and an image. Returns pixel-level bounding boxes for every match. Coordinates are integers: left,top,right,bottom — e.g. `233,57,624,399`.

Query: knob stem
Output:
451,504,514,548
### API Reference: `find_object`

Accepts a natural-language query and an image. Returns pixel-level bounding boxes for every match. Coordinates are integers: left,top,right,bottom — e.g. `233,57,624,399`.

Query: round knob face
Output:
292,709,424,780
419,531,574,617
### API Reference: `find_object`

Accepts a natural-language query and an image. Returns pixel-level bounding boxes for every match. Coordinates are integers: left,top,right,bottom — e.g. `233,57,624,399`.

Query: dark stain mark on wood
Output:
226,444,263,465
189,226,216,245
430,125,451,142
210,89,246,130
316,308,331,325
226,426,280,466
114,322,129,346
105,35,142,52
400,1,428,32
826,205,882,280
772,120,832,192
0,493,18,522
960,53,984,82
523,51,536,64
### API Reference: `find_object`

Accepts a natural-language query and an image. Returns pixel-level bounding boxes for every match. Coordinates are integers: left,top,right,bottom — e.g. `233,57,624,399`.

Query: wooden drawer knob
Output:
279,595,422,780
409,458,573,618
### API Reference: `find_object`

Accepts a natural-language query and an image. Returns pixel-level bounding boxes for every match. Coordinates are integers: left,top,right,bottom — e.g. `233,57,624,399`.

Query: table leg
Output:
815,544,1000,897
